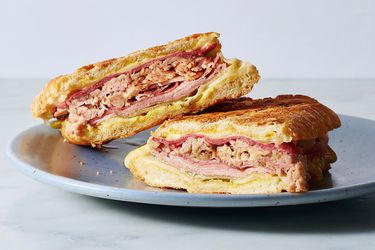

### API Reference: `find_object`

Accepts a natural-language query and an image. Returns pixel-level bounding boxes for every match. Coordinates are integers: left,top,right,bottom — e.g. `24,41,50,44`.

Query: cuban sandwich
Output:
125,95,341,194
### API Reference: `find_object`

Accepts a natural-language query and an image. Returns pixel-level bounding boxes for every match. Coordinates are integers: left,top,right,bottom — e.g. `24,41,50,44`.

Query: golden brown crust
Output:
153,95,341,143
32,32,221,120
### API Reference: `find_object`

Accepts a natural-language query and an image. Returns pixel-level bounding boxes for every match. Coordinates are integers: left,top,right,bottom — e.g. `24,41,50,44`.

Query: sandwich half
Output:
32,32,260,146
125,95,341,194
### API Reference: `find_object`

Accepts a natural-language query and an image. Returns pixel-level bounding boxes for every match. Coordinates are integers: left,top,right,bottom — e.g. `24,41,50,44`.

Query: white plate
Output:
6,115,375,207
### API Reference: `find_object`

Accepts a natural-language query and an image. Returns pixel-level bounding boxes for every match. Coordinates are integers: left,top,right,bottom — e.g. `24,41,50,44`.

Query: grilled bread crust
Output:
152,95,341,144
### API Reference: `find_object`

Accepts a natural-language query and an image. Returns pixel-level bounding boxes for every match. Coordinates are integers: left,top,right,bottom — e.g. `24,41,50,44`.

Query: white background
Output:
1,0,374,79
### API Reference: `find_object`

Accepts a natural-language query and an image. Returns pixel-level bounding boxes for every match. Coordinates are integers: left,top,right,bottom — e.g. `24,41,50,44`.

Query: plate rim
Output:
6,118,375,207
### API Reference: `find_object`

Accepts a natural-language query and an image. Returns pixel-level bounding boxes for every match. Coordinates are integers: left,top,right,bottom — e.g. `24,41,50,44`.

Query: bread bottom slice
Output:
124,145,297,194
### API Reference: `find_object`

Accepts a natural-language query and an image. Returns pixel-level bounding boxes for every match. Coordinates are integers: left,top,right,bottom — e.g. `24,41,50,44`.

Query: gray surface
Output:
6,114,375,207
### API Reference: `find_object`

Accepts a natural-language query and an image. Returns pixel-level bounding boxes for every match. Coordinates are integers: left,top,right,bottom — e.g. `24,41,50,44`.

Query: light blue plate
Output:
6,115,375,207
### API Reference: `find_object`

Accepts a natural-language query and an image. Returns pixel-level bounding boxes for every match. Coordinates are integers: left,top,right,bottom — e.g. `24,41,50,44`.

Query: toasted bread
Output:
153,95,341,144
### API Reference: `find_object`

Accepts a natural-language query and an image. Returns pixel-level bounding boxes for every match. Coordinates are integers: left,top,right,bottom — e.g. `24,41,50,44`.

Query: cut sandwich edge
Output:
32,32,221,120
59,58,260,146
125,145,292,194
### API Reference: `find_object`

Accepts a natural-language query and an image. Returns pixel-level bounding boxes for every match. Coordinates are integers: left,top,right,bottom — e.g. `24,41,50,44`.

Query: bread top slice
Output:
151,95,341,144
32,32,221,120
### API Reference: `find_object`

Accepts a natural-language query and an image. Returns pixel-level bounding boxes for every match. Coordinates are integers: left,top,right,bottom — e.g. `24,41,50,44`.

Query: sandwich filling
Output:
149,134,336,191
53,43,226,130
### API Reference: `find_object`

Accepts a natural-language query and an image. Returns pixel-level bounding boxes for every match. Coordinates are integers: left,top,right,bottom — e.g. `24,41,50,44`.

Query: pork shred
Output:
54,49,225,127
149,135,333,191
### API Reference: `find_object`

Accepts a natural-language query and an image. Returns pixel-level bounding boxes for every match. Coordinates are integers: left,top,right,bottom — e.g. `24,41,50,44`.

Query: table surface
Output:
1,78,375,250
